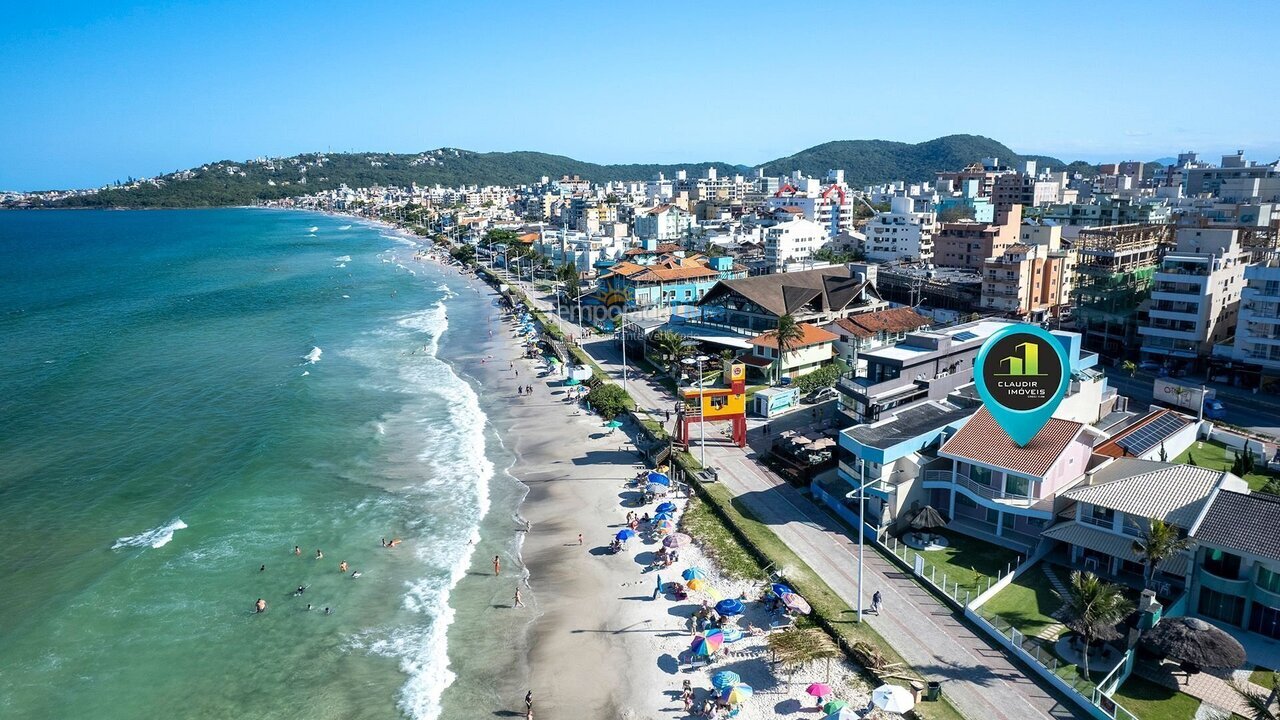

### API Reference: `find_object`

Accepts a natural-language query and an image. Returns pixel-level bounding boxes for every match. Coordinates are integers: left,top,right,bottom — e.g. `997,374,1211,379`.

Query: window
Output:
955,494,977,509
1203,548,1242,579
1250,602,1280,640
1085,505,1115,528
1122,514,1145,537
969,464,993,486
1199,587,1245,626
1004,475,1031,498
1259,565,1280,595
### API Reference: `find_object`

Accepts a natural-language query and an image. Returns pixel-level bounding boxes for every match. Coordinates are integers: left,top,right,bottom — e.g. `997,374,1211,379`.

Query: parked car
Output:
801,387,838,404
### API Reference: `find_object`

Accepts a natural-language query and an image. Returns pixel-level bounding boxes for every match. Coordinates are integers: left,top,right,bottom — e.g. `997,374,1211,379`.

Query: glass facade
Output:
1258,565,1280,595
1199,587,1245,626
1203,548,1243,579
1250,602,1280,640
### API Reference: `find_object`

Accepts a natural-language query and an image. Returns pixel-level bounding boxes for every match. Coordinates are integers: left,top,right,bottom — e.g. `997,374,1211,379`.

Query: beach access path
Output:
497,275,1086,720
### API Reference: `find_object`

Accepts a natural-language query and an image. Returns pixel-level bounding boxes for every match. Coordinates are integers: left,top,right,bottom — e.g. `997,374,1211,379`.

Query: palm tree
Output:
1132,518,1191,591
1232,679,1278,720
764,314,806,384
650,330,688,379
1063,571,1134,680
1121,360,1137,377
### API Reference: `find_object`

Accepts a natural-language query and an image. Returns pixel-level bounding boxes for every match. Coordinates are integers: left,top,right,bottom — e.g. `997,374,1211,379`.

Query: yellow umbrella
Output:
687,578,707,592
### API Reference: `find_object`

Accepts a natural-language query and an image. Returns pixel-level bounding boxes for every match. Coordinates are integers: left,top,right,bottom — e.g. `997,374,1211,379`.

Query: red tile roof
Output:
831,307,931,339
941,408,1084,478
749,323,839,349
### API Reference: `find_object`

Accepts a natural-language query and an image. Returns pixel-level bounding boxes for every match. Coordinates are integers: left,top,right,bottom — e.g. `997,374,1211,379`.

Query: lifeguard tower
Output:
677,361,748,448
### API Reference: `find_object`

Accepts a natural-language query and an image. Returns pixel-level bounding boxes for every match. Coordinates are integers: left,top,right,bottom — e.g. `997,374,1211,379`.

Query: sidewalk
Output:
509,281,1087,719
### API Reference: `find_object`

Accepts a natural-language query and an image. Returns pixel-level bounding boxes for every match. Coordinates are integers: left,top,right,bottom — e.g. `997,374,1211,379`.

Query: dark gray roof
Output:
698,266,880,318
845,401,975,450
1194,490,1280,560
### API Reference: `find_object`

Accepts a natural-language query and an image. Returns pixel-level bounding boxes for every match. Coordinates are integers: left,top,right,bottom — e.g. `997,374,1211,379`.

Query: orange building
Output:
678,362,748,448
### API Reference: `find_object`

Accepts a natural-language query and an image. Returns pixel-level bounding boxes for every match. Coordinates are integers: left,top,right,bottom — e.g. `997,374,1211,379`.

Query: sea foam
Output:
303,346,323,364
112,519,188,549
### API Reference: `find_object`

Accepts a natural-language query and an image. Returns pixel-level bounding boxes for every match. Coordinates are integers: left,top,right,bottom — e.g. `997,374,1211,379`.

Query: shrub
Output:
794,362,843,394
586,383,633,420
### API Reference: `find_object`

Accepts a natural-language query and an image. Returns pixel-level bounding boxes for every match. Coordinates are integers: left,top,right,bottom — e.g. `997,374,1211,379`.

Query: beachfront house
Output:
742,323,839,382
1040,460,1246,596
686,264,887,337
1187,489,1280,641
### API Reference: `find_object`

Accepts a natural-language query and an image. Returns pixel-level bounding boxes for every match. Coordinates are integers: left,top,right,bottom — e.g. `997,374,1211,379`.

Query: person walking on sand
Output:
871,590,883,615
513,586,524,608
525,690,533,710
577,533,583,546
493,555,501,576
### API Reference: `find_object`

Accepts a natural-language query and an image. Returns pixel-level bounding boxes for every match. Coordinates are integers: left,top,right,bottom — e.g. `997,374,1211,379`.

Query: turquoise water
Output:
0,209,515,719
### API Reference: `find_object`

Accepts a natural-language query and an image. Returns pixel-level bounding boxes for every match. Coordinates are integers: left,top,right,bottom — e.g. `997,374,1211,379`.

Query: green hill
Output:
754,134,1065,186
43,135,1084,208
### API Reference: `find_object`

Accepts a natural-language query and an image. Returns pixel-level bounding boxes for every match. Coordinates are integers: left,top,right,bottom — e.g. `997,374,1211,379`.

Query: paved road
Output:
503,282,1087,719
1105,370,1280,439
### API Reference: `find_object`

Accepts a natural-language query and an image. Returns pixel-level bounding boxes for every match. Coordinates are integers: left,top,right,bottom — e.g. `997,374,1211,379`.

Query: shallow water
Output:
0,209,519,719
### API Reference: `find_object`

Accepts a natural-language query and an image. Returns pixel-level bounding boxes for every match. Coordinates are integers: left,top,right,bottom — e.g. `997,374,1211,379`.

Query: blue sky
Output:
2,0,1277,190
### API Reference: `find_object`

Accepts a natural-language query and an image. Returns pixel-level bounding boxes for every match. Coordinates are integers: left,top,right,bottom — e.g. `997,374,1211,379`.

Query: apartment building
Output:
933,204,1023,270
634,204,695,240
765,173,855,237
1229,257,1280,371
861,196,936,263
764,216,828,270
826,306,932,376
1139,227,1246,365
980,240,1075,321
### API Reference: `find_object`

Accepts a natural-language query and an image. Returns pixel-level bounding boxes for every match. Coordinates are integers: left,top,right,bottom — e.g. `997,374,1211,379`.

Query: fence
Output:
877,535,1020,610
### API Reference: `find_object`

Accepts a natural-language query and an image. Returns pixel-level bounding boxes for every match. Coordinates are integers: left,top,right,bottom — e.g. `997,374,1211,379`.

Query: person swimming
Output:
339,561,348,573
294,585,306,596
351,570,362,579
324,607,333,615
255,598,267,613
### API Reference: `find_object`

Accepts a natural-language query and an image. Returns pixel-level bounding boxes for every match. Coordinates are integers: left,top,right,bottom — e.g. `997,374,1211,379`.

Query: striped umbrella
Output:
710,670,740,689
719,683,753,705
781,592,812,615
655,519,676,534
662,533,692,548
689,632,723,656
681,567,707,581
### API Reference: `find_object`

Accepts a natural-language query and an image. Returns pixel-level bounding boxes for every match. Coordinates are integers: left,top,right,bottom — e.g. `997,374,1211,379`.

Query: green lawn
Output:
906,529,1022,596
1174,440,1278,492
1252,667,1277,690
980,566,1063,637
679,494,767,581
1110,676,1200,720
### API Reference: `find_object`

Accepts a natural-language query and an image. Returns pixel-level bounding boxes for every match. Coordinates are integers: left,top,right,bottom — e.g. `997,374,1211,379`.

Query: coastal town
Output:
262,152,1280,720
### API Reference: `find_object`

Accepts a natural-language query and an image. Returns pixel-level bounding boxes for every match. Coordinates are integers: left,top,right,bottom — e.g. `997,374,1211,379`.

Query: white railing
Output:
923,470,1042,507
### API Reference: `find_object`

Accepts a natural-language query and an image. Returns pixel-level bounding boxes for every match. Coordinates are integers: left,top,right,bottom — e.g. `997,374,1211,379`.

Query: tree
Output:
1159,442,1168,463
1121,360,1137,377
1131,518,1191,590
449,243,476,264
763,314,806,384
585,383,633,420
650,330,689,378
1063,571,1134,680
1231,678,1278,720
1232,447,1257,478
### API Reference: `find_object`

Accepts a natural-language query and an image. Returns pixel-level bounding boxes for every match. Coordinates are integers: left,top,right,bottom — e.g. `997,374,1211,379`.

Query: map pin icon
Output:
973,324,1070,447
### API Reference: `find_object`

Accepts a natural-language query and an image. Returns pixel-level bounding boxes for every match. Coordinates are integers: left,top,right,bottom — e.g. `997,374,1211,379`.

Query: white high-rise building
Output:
861,196,937,263
1139,228,1246,363
764,217,827,270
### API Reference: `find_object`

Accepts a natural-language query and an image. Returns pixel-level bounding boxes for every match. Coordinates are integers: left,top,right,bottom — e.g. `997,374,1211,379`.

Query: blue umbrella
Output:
716,598,745,616
655,502,677,514
653,512,674,522
681,567,707,582
615,529,636,541
771,583,794,598
646,471,671,486
711,670,741,689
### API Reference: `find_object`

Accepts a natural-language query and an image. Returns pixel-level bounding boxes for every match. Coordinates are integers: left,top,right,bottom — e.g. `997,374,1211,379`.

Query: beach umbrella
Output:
606,420,623,428
565,378,581,386
872,684,915,714
663,533,692,549
806,682,833,698
719,684,753,705
822,699,848,714
653,511,674,522
823,708,859,720
615,529,636,541
645,482,668,495
780,592,812,615
682,567,706,581
1140,616,1246,671
771,582,794,598
686,578,707,592
710,670,740,690
910,505,950,531
690,633,723,656
656,519,676,534
655,501,677,514
646,471,671,486
715,598,745,616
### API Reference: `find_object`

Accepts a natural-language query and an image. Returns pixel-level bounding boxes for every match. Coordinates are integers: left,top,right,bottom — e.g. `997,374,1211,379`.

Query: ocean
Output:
0,209,525,719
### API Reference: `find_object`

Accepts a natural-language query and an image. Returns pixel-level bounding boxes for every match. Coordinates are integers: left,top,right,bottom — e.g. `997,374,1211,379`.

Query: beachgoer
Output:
306,603,312,611
295,585,306,596
577,533,583,546
518,386,523,395
525,690,533,709
513,587,524,608
324,607,332,615
294,546,301,556
493,555,501,576
254,598,267,613
339,561,348,573
315,549,323,560
259,564,266,573
381,538,387,547
871,590,883,614
351,570,362,578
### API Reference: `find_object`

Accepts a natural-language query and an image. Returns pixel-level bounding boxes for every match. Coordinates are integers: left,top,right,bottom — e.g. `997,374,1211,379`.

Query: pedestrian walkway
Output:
1135,660,1270,718
509,283,1086,719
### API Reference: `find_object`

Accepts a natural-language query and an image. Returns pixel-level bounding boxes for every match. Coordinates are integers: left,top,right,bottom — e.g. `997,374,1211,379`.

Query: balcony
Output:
922,470,1051,510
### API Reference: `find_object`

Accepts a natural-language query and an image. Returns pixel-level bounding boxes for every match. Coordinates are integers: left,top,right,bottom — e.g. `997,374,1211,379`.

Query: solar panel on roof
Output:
953,331,978,341
1116,414,1188,457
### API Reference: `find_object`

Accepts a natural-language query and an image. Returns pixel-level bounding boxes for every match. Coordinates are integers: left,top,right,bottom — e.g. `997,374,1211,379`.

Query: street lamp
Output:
845,457,878,622
681,354,711,467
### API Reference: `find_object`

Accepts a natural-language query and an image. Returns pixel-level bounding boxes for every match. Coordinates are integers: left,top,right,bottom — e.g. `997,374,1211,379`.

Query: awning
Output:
1042,521,1190,577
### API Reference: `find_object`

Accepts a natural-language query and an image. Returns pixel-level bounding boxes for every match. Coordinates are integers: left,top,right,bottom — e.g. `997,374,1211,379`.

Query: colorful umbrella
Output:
615,529,636,541
689,632,723,656
781,592,812,615
771,583,794,597
719,684,753,705
655,501,677,514
653,511,674,522
655,519,676,534
710,670,740,689
646,471,671,486
806,683,833,698
662,533,692,548
605,420,623,428
872,684,915,714
681,567,707,582
686,578,707,592
823,708,859,720
715,598,745,616
822,700,848,714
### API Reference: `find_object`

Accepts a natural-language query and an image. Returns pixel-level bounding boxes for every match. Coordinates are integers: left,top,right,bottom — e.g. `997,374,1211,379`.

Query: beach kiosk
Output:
753,387,799,418
678,362,748,448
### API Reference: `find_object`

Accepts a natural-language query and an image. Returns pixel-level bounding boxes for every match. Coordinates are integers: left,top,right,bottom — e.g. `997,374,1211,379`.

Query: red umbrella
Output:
806,682,833,698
